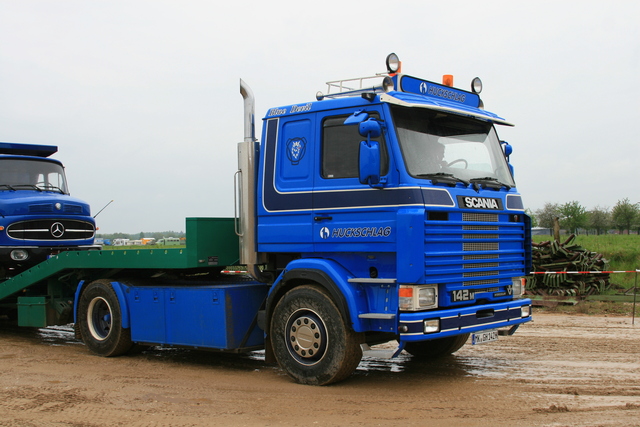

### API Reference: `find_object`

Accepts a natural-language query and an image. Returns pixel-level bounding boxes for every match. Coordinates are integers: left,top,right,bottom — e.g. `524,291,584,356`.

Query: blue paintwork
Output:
257,73,531,343
115,281,269,350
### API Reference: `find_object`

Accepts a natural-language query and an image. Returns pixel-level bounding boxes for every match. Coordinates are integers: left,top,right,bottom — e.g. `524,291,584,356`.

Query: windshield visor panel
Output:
0,159,69,194
391,106,515,187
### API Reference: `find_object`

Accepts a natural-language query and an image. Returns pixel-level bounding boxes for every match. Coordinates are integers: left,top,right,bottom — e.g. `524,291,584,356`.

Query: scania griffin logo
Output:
50,222,65,238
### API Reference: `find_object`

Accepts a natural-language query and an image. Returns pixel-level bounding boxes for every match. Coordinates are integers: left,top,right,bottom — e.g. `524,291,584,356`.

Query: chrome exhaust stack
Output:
236,79,269,282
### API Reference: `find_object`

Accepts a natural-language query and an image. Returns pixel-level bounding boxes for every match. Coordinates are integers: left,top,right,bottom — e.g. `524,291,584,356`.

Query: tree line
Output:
97,231,186,241
528,198,640,235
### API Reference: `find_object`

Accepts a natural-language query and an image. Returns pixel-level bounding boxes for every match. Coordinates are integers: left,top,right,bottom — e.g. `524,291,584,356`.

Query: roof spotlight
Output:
471,77,483,94
386,53,401,74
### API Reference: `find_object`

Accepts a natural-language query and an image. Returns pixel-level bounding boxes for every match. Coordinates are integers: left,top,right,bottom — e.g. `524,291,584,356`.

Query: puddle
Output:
37,324,79,346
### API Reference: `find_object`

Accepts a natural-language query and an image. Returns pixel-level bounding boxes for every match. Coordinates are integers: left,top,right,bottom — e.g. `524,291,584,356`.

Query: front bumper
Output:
0,244,101,273
398,298,532,342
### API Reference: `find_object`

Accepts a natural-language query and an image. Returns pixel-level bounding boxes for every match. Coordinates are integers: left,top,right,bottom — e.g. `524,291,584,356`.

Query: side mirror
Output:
346,112,385,187
359,140,381,185
359,118,382,139
501,141,514,177
501,141,512,157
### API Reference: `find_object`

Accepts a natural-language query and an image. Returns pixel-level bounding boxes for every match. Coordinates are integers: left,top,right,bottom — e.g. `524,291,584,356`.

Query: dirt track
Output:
1,312,639,427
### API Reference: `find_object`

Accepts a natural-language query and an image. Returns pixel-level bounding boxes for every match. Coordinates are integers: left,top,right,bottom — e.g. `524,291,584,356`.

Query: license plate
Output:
472,329,498,345
451,289,474,302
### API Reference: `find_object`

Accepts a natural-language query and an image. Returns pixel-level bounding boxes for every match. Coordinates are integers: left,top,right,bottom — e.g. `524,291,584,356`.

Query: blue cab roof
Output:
0,142,58,158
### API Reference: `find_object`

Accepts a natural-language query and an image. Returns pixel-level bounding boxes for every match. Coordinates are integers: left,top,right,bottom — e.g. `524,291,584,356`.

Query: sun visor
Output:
379,92,514,127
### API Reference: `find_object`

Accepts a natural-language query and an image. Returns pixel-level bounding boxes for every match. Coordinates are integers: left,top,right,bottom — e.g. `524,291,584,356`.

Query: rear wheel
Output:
270,285,362,385
404,333,469,359
77,279,133,356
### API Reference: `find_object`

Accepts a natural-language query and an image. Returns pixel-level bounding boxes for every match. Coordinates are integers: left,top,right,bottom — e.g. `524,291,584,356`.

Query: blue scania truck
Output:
0,54,531,385
0,142,97,278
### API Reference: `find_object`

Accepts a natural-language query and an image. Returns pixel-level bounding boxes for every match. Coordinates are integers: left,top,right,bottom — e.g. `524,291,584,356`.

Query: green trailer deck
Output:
0,218,240,321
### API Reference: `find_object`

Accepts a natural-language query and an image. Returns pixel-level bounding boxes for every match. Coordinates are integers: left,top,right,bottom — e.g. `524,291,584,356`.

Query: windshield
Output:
391,105,515,187
0,159,69,194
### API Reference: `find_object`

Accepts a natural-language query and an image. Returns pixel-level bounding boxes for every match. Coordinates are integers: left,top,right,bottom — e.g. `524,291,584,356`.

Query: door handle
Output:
314,216,333,221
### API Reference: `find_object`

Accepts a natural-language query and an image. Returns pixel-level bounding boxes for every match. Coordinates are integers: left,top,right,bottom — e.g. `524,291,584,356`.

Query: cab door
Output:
312,108,397,258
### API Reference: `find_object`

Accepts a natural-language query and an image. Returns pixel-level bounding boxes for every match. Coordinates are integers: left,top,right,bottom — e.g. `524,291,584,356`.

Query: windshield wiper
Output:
0,184,16,191
469,177,512,190
417,173,469,186
9,184,44,192
38,184,65,193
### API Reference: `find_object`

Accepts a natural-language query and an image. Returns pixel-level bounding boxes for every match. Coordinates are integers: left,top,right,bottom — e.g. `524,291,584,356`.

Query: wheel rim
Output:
87,296,112,341
285,308,328,366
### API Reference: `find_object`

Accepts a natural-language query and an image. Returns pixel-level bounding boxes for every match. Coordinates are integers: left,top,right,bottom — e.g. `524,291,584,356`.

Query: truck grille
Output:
424,210,527,303
7,219,95,241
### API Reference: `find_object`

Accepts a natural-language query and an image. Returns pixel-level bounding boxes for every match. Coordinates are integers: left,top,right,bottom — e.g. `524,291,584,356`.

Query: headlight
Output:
512,277,525,299
419,287,437,307
521,305,531,318
423,319,440,333
10,249,29,261
399,285,438,311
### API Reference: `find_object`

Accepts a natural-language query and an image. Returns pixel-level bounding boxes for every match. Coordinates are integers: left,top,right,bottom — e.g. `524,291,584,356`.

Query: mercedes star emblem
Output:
50,222,65,238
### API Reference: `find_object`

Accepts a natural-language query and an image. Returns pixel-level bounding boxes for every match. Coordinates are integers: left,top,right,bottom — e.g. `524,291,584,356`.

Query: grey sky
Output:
1,1,637,233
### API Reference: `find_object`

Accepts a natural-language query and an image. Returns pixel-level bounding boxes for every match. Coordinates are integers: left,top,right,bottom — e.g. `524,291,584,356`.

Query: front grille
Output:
7,219,95,241
425,208,527,304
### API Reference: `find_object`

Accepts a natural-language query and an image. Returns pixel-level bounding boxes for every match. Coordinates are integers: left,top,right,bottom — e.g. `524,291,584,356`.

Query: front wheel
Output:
270,285,362,385
404,333,469,359
77,279,133,357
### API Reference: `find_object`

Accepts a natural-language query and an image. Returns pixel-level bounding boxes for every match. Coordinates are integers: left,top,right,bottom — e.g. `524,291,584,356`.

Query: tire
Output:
77,279,133,357
270,285,362,385
404,333,469,359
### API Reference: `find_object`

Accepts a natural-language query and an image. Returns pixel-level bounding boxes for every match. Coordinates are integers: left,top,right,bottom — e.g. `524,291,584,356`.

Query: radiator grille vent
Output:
463,213,498,222
464,254,499,261
464,270,498,278
464,279,499,287
463,225,499,231
463,242,499,252
463,234,498,240
464,263,499,269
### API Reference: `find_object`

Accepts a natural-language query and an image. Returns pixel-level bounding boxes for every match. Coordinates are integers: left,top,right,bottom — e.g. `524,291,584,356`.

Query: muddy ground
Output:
0,312,639,427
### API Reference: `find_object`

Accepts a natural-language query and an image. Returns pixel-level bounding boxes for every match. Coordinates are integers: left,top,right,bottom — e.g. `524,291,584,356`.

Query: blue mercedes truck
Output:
0,54,531,385
0,142,97,277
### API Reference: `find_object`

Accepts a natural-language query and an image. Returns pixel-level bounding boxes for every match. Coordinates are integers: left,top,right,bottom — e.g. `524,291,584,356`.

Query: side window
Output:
321,114,388,179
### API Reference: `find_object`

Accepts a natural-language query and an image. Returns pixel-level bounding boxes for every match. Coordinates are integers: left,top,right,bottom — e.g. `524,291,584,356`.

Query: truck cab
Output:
238,54,532,384
0,142,97,277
